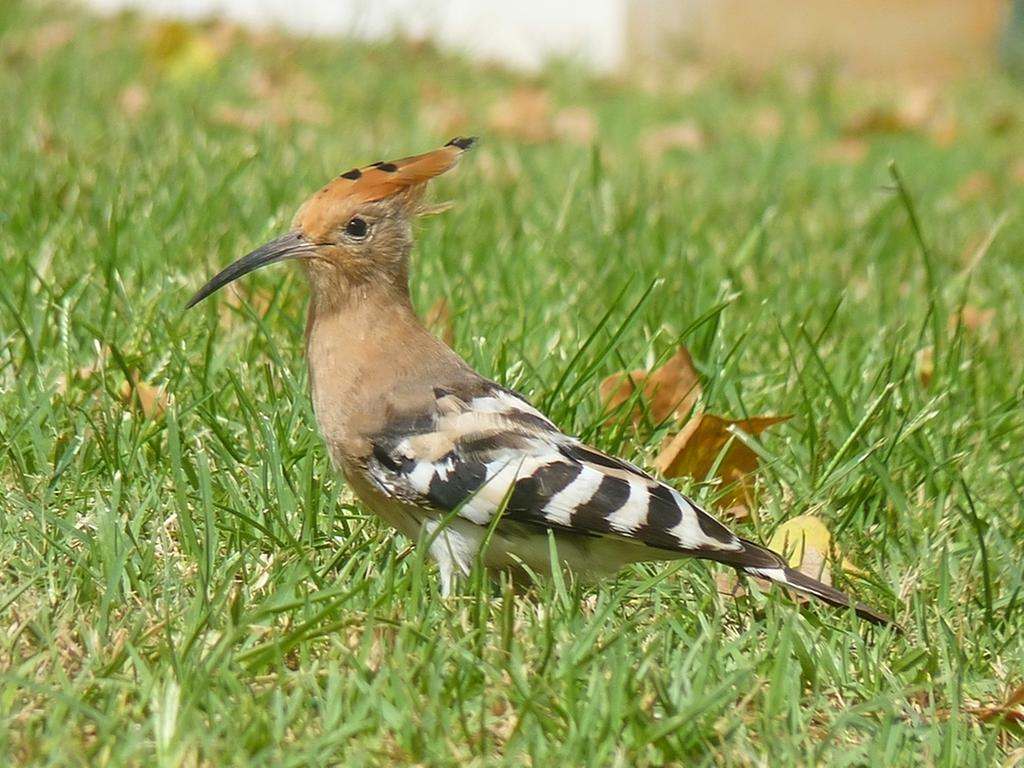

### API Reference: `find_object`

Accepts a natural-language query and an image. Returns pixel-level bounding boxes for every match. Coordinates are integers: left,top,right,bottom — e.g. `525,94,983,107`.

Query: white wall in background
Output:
82,0,627,72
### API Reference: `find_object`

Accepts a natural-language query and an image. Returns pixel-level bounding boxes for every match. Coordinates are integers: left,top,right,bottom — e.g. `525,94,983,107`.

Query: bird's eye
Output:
345,217,369,239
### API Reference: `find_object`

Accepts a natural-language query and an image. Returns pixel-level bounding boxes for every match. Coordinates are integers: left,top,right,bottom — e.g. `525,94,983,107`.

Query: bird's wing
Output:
364,379,894,626
364,380,745,558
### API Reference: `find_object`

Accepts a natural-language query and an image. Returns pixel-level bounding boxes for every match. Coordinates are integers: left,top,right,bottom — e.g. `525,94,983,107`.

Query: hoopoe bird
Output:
188,137,893,627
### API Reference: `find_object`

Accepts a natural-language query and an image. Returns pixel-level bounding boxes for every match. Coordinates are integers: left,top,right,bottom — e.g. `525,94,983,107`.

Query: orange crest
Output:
294,137,476,240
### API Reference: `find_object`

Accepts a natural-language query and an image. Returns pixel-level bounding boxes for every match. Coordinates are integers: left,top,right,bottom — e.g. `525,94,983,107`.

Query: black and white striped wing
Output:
364,383,745,558
363,381,894,625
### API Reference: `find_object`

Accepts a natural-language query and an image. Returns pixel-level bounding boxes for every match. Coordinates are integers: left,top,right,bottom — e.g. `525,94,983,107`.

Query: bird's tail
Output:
710,537,895,627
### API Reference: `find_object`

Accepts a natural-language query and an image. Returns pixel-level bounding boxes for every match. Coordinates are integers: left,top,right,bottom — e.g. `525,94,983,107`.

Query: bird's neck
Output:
303,277,466,465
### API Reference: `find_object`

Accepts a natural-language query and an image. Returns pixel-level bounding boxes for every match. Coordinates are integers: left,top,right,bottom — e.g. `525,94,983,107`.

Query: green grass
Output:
2,3,1024,765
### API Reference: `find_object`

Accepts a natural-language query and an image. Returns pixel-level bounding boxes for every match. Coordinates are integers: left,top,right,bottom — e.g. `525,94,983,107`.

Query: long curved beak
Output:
186,231,312,309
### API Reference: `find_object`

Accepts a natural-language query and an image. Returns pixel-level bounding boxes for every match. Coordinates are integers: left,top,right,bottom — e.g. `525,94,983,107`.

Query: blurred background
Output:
82,0,1016,82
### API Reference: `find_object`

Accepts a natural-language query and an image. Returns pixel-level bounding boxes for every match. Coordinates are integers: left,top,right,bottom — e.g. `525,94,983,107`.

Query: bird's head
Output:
187,136,476,309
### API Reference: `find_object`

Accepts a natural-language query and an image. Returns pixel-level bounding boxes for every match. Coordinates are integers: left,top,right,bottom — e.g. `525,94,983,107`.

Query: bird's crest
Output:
294,136,477,239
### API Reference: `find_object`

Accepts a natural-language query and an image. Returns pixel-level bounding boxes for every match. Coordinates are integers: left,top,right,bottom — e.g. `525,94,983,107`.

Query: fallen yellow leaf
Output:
148,21,222,81
767,514,865,585
767,514,834,584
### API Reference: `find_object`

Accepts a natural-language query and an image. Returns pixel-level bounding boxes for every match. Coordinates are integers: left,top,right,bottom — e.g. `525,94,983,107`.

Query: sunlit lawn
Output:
2,2,1023,764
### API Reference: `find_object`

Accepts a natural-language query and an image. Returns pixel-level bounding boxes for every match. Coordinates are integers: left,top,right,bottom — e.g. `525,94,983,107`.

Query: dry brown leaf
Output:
635,63,708,96
215,101,331,131
55,346,113,395
641,121,708,156
928,115,960,147
844,107,914,137
956,171,994,203
1012,159,1024,187
818,138,868,165
949,305,995,335
970,707,1024,725
425,297,455,347
599,347,702,427
553,107,597,144
242,67,329,127
653,413,790,506
218,284,273,328
751,107,783,140
56,365,96,395
897,85,937,129
247,67,315,101
203,19,239,56
291,98,331,127
966,683,1024,725
421,98,470,136
479,98,597,146
1009,684,1024,709
118,83,150,119
798,113,821,138
783,65,816,97
722,504,751,523
212,104,265,131
488,88,553,143
56,364,101,396
31,115,58,156
845,87,960,147
475,148,522,185
916,345,934,388
845,86,936,138
119,372,169,420
715,571,745,598
988,110,1019,136
27,20,75,58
